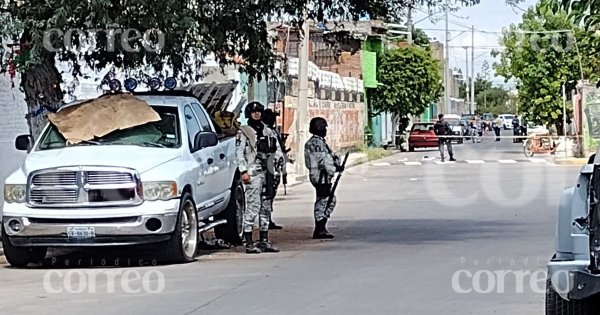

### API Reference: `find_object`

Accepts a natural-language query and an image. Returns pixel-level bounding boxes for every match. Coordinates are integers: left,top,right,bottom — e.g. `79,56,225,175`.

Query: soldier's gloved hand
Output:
241,172,251,184
333,155,341,165
335,164,345,172
282,174,288,185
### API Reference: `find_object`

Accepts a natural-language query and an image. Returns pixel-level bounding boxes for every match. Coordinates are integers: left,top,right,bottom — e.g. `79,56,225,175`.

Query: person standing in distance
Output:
261,108,285,230
493,115,503,141
304,117,344,239
434,113,456,162
236,102,283,254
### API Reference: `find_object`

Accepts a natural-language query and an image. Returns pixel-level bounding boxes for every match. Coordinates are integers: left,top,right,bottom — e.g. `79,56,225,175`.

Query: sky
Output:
411,0,538,88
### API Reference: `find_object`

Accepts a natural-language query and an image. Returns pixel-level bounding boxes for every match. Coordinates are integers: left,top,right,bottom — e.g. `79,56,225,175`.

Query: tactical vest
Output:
239,125,277,166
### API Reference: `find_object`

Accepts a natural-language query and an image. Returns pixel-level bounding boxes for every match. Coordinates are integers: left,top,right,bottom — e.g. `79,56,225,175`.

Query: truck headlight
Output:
4,184,26,203
142,181,178,201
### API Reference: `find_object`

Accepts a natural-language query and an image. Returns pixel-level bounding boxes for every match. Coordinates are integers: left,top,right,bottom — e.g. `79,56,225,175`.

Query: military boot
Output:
269,219,283,230
313,219,334,239
244,232,261,254
257,231,280,252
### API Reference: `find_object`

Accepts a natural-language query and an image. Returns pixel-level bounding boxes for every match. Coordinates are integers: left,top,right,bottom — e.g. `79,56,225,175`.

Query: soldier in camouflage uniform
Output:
236,102,283,253
262,108,286,230
304,117,344,239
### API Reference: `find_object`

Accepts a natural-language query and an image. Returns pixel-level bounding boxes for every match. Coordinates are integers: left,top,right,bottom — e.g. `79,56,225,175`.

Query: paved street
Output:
0,131,585,314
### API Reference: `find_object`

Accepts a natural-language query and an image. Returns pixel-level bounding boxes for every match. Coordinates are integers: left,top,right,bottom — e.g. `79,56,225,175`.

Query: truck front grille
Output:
30,188,78,204
88,172,133,185
27,167,142,208
32,172,77,186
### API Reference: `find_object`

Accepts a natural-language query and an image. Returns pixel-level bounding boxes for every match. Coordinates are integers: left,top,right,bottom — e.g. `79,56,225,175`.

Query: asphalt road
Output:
0,131,585,314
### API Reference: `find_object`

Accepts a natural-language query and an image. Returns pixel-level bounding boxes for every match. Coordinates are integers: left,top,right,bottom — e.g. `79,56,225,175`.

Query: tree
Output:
475,87,512,115
492,0,591,134
459,73,492,99
370,46,442,125
480,60,491,81
560,0,600,84
0,0,481,139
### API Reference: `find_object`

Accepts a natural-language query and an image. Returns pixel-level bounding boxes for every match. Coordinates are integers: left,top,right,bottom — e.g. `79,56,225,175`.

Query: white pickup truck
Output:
1,91,245,267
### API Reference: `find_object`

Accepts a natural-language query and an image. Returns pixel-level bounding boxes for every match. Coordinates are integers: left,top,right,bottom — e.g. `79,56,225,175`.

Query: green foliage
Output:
475,87,514,115
371,46,442,121
492,0,591,133
459,74,493,99
353,143,391,161
0,0,480,82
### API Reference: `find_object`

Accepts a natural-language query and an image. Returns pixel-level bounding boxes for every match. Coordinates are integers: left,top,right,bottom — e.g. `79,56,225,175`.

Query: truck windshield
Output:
37,106,181,150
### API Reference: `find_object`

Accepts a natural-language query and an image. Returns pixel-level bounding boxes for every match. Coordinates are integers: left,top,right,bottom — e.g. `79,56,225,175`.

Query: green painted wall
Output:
363,36,385,147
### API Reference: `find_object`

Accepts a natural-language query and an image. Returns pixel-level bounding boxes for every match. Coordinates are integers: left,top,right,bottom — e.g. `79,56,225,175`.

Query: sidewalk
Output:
553,157,589,166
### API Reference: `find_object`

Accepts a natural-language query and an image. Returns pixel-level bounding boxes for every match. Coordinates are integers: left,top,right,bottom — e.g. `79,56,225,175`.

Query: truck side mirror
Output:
194,132,218,150
15,135,33,151
589,154,596,164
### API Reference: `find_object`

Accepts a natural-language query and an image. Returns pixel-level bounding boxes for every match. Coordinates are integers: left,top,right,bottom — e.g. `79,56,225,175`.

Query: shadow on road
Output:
330,218,520,246
1,219,520,268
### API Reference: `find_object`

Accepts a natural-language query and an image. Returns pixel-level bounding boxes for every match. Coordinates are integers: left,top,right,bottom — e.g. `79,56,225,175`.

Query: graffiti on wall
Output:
276,96,365,154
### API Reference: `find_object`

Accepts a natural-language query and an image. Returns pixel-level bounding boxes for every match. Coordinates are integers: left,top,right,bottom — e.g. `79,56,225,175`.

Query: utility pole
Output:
562,83,567,158
295,15,310,176
407,7,413,44
470,25,475,115
464,46,469,114
444,0,450,114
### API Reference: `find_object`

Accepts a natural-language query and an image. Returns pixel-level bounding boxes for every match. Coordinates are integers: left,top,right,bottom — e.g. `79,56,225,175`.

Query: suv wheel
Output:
158,192,198,263
546,277,593,315
1,227,47,268
214,179,245,245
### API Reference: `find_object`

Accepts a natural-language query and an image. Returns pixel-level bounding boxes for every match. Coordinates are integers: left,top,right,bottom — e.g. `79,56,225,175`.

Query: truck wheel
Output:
214,179,245,245
1,227,47,268
409,145,415,152
159,192,198,263
546,277,592,315
458,138,463,144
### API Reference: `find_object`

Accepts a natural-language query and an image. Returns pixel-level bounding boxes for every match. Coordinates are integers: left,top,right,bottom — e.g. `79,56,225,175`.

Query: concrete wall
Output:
0,73,29,206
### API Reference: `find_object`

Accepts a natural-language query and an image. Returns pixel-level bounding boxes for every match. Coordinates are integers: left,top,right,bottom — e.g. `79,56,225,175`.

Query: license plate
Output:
67,227,96,239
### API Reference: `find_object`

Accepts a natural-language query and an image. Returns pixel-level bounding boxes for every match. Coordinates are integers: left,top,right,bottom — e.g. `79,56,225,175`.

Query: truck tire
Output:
1,227,47,268
214,179,245,245
546,277,592,315
158,192,198,263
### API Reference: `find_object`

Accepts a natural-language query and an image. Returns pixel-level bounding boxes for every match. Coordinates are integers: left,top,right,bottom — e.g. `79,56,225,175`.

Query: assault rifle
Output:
280,132,293,195
325,152,350,211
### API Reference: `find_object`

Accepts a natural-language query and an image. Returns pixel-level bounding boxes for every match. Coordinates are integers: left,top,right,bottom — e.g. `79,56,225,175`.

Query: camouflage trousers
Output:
243,170,273,233
314,195,336,221
263,175,281,213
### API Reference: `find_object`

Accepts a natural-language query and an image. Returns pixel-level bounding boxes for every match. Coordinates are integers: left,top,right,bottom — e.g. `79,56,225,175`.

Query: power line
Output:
419,27,575,34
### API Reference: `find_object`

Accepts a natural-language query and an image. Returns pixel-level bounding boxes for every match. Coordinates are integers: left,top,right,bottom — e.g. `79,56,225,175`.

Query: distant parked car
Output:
460,114,472,139
408,122,439,151
499,114,516,130
442,114,464,144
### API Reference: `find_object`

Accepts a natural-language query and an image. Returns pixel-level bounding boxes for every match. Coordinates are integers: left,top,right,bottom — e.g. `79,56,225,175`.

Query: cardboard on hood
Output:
47,93,161,144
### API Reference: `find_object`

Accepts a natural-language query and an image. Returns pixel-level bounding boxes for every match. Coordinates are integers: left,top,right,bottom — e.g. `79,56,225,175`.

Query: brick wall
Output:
0,73,29,206
327,52,362,79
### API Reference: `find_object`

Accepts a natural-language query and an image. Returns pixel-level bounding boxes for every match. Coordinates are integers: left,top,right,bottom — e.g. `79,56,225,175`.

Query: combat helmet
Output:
244,101,265,119
309,117,328,137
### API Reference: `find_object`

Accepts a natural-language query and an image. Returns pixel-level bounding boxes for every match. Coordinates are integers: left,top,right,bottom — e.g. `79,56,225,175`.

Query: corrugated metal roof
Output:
179,81,239,115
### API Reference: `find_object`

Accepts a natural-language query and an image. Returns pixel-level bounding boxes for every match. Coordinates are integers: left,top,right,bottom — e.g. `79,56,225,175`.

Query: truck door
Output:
183,105,219,213
190,103,229,206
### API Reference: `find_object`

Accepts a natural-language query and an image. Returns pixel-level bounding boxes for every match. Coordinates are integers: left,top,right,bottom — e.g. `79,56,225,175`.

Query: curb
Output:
553,158,588,166
282,150,399,188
